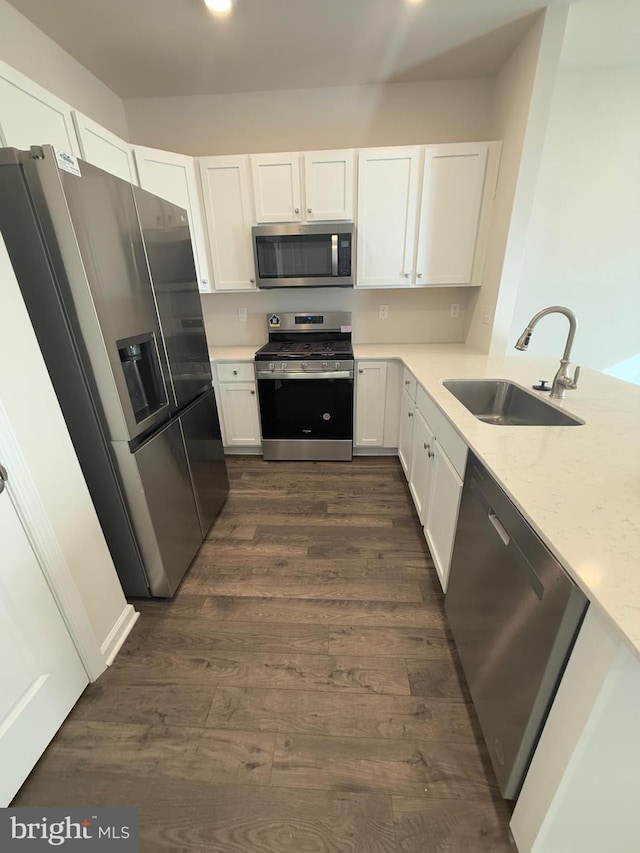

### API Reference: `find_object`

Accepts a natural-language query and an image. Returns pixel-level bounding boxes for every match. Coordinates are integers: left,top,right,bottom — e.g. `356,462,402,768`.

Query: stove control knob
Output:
281,363,287,370
322,362,328,369
301,362,307,370
268,362,275,371
334,361,340,370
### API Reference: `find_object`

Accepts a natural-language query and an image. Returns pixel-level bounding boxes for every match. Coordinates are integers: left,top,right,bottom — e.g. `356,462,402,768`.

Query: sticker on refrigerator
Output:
54,149,82,177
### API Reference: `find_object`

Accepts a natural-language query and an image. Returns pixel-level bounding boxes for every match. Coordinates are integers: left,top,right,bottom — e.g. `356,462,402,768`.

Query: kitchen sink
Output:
442,379,584,426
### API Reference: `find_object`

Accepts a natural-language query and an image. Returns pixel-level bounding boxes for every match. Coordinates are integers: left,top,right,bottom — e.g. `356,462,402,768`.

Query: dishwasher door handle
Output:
488,509,510,546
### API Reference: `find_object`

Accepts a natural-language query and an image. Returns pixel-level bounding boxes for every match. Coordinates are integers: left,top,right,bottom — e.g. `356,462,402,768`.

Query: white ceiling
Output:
5,0,558,99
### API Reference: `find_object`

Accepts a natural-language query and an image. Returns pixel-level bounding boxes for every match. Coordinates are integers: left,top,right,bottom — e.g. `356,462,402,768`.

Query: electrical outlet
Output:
378,304,389,320
237,306,247,322
482,304,491,325
450,303,460,319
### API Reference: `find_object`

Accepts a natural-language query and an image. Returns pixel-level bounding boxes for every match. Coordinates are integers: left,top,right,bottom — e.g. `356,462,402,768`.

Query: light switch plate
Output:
378,304,389,320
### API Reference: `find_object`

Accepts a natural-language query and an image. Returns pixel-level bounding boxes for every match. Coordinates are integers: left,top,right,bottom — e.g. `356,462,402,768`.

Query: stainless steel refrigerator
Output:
0,145,229,597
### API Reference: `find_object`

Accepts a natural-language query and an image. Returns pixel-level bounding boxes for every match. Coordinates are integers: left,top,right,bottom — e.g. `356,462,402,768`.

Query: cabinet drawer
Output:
416,385,467,478
217,362,255,383
401,368,417,402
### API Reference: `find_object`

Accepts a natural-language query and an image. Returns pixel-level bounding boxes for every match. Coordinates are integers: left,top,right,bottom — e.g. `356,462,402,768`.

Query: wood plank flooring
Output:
14,456,516,852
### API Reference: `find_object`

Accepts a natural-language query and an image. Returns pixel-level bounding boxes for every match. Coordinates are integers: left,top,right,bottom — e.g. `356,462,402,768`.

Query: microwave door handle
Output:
331,235,338,276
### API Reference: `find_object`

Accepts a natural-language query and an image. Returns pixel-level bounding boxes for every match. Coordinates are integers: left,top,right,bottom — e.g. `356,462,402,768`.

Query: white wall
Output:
202,287,470,348
508,67,640,372
0,0,128,139
465,6,569,353
0,234,129,653
124,78,494,156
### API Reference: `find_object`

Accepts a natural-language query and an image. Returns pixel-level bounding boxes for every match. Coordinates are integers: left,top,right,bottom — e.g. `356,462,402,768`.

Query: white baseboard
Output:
99,604,140,669
224,447,262,455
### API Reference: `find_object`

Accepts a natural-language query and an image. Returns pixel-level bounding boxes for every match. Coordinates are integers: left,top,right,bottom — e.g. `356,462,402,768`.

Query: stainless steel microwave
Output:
252,223,355,288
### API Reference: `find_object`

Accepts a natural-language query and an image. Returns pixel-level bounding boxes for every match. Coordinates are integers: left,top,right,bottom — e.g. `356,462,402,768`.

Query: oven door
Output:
257,371,354,460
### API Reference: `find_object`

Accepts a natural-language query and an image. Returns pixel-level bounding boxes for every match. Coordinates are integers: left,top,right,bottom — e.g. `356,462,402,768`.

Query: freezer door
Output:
129,418,202,596
180,388,229,537
55,159,171,440
134,188,212,410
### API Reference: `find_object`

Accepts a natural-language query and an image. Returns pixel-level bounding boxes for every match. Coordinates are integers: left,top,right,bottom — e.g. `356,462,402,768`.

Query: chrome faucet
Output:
514,306,580,399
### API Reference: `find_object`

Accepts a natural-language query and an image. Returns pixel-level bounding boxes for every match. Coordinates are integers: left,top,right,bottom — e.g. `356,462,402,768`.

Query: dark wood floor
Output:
14,456,516,852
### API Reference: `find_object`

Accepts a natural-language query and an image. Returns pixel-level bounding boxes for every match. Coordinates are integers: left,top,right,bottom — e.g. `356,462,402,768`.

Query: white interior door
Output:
0,465,88,805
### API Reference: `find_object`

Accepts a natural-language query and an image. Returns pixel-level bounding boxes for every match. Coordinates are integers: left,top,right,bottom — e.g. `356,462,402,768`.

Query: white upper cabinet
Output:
199,155,256,291
303,150,355,221
251,152,302,223
356,147,421,287
134,145,212,292
357,142,499,289
72,111,137,184
416,143,489,286
0,61,80,156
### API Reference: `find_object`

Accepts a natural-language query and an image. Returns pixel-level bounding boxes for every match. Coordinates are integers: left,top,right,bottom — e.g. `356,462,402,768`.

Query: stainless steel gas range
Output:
254,312,354,461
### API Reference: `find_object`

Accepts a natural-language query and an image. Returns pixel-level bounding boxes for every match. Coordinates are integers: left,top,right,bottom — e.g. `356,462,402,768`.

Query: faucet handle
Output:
571,365,581,389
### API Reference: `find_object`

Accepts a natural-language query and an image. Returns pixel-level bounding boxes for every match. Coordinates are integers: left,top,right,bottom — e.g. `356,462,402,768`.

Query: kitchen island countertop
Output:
209,341,640,657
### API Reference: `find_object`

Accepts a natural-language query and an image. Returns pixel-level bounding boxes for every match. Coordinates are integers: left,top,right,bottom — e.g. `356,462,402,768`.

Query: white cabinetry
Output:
72,111,137,184
134,145,211,292
356,142,499,289
354,360,402,451
355,361,387,447
399,374,467,590
424,444,463,589
398,368,417,477
356,147,421,287
251,150,355,223
0,61,80,155
411,386,467,591
408,407,435,522
215,362,261,449
416,144,489,286
303,150,355,221
251,152,302,223
199,155,256,291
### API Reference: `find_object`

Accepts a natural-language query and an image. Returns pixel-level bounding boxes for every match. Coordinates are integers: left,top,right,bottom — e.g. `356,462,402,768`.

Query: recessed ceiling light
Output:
204,0,233,14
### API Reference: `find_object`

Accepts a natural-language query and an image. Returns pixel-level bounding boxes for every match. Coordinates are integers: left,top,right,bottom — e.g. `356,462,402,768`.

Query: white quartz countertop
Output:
208,345,258,361
210,341,640,657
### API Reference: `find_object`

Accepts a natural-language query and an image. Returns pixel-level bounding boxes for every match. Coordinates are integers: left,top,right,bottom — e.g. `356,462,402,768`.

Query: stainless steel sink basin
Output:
442,379,584,426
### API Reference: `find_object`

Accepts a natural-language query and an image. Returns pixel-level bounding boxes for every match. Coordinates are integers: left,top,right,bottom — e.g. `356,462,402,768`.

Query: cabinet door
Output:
0,61,80,155
219,383,261,446
355,361,387,447
425,444,463,591
303,149,354,221
199,155,256,291
134,145,212,292
415,143,488,286
251,153,302,223
72,111,137,184
356,147,420,287
408,408,435,524
398,386,415,479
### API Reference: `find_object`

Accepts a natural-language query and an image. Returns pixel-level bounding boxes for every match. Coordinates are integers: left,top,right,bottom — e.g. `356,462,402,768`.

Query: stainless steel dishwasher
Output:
445,453,588,799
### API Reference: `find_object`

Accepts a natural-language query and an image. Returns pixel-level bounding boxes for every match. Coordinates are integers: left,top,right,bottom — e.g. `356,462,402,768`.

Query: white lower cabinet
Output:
399,370,467,590
408,408,435,522
424,445,463,590
215,362,261,449
354,360,402,451
354,361,387,447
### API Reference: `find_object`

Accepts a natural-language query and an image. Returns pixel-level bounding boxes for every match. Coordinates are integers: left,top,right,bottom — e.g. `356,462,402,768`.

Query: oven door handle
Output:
256,370,354,380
